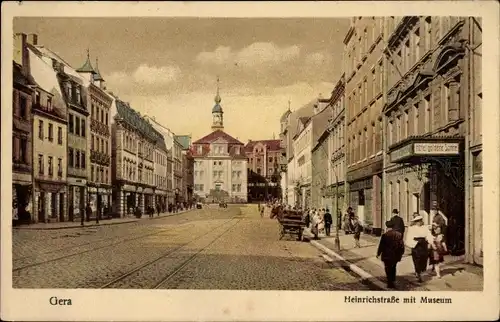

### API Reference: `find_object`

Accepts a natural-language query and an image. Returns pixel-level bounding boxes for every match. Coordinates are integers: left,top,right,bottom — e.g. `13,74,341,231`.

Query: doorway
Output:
38,192,45,222
59,192,64,222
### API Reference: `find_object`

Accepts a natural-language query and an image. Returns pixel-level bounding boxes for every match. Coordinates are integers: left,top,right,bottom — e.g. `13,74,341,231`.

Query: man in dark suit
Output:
390,209,405,238
377,220,405,289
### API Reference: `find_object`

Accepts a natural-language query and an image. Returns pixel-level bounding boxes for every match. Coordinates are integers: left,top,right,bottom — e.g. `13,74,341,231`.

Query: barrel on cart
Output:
277,209,306,241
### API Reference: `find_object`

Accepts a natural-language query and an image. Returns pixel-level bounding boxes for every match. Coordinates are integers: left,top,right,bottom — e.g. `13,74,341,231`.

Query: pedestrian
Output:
431,201,448,239
344,207,354,234
351,214,363,248
405,215,434,283
376,220,405,289
390,209,406,238
304,210,311,228
95,205,100,224
85,203,92,226
429,223,448,278
323,208,332,236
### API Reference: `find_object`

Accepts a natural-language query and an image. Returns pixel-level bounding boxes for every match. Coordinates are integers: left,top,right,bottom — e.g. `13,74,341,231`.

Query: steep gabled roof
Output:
174,135,192,150
193,130,243,145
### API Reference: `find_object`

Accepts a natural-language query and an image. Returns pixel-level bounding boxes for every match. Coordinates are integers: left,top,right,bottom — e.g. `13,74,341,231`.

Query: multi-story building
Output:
175,135,194,204
344,17,385,235
147,117,176,208
245,139,281,201
326,75,347,220
383,16,482,263
12,58,34,224
23,37,68,223
279,101,315,206
75,54,114,218
278,108,292,202
111,99,160,217
191,79,248,203
310,98,332,210
153,127,168,212
173,138,183,205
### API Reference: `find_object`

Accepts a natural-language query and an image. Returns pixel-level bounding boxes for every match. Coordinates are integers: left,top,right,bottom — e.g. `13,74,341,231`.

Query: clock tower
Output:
211,77,224,131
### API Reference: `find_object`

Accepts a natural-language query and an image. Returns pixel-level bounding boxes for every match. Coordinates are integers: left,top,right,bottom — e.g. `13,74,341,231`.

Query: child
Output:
429,223,448,278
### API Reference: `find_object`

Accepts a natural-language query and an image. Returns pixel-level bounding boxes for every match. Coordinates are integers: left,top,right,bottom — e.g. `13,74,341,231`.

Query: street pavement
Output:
12,204,370,290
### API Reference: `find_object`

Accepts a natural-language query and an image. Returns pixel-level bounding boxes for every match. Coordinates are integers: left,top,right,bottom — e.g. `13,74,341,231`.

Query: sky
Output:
14,17,349,142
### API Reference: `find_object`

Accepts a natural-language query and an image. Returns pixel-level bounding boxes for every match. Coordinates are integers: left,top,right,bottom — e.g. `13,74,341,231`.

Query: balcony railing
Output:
90,150,111,166
13,160,31,173
90,118,110,137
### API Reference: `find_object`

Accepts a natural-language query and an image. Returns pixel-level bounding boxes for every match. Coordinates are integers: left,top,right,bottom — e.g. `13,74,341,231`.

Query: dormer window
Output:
75,86,81,104
47,97,52,111
66,83,72,100
197,145,202,154
235,147,240,154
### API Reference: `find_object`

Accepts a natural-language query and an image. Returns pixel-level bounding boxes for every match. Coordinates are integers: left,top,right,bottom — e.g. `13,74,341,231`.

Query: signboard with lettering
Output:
413,143,459,155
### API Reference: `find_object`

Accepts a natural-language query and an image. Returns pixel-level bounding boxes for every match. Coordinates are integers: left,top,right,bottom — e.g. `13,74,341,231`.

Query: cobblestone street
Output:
13,205,369,290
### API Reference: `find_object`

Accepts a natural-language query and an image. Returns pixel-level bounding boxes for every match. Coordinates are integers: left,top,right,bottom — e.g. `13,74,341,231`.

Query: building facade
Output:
153,129,169,212
326,76,347,220
292,116,313,208
12,59,34,224
383,16,482,263
278,109,292,203
75,54,114,218
191,80,248,203
111,99,160,217
175,135,194,205
245,139,281,202
344,17,385,235
26,42,69,223
173,139,183,205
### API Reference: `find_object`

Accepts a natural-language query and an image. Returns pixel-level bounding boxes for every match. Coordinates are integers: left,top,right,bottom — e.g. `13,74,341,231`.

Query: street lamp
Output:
331,166,341,251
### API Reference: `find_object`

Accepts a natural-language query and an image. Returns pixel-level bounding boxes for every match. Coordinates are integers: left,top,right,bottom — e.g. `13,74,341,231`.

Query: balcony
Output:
90,150,111,166
13,159,31,173
90,118,110,137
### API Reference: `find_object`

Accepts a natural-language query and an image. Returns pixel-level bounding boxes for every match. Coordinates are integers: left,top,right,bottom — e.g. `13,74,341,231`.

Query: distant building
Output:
191,78,247,203
244,139,281,202
175,135,194,204
111,99,166,217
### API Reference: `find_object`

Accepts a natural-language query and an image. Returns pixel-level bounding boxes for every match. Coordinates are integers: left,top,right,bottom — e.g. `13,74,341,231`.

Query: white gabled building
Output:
190,79,247,203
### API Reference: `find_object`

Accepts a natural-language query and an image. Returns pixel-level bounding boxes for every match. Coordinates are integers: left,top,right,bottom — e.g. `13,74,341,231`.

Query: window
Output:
69,148,74,167
105,112,108,125
269,157,273,163
38,120,44,140
47,97,52,110
58,127,63,145
237,184,241,192
69,115,74,133
232,184,236,192
91,134,95,150
101,139,104,152
75,117,80,136
105,141,108,154
35,91,40,106
75,86,81,104
48,156,53,176
20,138,27,163
425,17,432,51
101,109,104,123
105,169,108,183
19,96,27,119
38,154,44,174
58,158,62,176
81,152,86,169
213,161,216,165
81,120,86,137
92,103,95,119
48,123,53,142
257,168,261,175
404,110,409,139
424,94,431,133
75,151,80,168
414,103,419,135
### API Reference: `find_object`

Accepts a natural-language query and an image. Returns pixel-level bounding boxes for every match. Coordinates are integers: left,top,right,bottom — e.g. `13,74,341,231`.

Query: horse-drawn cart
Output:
274,208,306,241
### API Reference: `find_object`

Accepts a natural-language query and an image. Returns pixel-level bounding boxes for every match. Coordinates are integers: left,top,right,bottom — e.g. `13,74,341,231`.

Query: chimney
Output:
27,34,38,46
13,33,30,76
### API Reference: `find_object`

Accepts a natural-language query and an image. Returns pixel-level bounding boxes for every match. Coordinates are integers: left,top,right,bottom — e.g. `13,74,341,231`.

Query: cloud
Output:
132,64,181,85
305,51,329,66
195,42,301,68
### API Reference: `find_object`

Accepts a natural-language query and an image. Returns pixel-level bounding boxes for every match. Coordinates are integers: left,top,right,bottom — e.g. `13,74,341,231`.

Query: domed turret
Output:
212,76,224,131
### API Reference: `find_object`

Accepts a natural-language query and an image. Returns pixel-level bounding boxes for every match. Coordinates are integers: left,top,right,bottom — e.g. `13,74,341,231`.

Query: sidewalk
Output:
13,208,195,230
304,228,483,291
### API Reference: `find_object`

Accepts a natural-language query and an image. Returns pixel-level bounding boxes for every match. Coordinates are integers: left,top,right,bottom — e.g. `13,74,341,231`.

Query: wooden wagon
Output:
276,209,306,241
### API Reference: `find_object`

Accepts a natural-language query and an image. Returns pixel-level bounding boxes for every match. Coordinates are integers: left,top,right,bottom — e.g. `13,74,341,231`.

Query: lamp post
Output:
332,166,341,251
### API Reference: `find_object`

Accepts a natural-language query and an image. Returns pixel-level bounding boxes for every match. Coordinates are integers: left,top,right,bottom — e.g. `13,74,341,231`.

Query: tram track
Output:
13,221,196,272
100,218,241,289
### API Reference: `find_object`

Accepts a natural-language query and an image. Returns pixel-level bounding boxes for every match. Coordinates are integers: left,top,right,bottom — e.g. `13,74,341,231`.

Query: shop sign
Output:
349,178,373,191
413,142,459,155
390,144,413,163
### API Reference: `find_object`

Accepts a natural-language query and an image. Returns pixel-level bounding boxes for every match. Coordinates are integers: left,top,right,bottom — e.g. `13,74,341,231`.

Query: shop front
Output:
388,137,465,255
34,180,67,223
13,169,32,224
68,178,86,221
347,159,383,236
88,184,112,219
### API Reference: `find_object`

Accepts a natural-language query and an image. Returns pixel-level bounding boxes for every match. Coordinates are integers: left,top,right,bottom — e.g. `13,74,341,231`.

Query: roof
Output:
193,130,243,145
92,58,104,81
174,135,191,150
312,106,332,145
244,139,281,152
287,100,316,139
212,103,223,113
76,53,96,74
298,116,310,126
13,62,35,88
280,108,292,122
115,99,167,150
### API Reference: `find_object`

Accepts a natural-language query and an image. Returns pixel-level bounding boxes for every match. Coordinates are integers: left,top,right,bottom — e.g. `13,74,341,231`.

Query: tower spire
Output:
214,76,221,104
212,76,223,131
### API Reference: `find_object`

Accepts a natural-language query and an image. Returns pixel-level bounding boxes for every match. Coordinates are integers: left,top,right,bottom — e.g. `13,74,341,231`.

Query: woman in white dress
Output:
405,215,434,282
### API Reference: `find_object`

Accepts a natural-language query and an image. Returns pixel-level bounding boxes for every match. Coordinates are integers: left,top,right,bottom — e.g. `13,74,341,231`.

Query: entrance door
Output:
59,192,64,222
357,190,365,225
38,192,45,222
51,193,57,220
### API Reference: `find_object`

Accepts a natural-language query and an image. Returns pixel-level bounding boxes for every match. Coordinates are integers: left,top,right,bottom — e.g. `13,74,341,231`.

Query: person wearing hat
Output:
323,208,332,236
390,208,405,238
405,215,434,282
376,219,405,289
